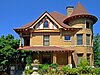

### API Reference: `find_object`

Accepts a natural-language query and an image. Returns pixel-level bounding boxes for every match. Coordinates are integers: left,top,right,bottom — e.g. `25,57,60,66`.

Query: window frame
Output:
77,34,83,45
43,35,50,46
86,34,90,45
44,21,49,28
86,21,90,29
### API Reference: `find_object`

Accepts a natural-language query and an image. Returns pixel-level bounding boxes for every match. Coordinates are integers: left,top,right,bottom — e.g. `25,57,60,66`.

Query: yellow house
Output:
14,2,97,66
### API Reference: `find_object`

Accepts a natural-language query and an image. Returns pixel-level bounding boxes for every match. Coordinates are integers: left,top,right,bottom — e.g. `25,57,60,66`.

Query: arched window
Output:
44,21,48,28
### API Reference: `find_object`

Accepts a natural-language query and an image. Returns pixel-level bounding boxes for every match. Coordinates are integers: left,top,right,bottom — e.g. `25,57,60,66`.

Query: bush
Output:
77,59,89,67
62,65,70,74
39,64,50,74
50,63,58,68
26,55,32,65
38,63,100,75
25,69,33,75
93,68,100,75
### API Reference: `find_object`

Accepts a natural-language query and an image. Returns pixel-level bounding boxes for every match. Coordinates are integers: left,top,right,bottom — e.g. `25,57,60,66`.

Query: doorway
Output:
42,54,51,64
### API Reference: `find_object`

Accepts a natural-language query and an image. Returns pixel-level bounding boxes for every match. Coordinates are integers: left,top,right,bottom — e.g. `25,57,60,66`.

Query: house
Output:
14,2,97,67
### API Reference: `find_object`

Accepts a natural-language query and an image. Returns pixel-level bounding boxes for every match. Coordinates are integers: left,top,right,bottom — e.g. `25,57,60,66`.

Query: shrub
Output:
77,59,89,67
25,69,33,75
39,64,50,74
62,65,70,74
50,63,58,68
68,68,77,75
26,55,32,65
94,68,100,75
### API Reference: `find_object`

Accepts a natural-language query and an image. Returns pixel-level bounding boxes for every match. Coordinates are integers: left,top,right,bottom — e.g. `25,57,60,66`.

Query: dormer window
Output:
44,21,48,28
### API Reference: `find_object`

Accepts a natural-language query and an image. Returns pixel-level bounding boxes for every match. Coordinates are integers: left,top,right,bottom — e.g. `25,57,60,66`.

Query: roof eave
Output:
63,14,98,25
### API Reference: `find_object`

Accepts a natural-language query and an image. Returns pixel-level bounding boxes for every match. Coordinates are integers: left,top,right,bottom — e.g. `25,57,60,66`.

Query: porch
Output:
18,46,74,66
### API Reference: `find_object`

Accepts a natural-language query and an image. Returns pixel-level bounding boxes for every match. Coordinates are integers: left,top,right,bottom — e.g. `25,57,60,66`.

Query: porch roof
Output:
18,46,74,52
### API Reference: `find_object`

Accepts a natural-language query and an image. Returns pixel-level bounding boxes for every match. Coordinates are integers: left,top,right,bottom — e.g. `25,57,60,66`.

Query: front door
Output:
42,54,51,64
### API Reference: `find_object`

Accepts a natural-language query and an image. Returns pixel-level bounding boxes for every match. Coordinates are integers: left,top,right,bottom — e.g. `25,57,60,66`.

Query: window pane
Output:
44,36,49,40
86,22,90,29
77,34,83,45
65,36,70,40
44,21,48,28
44,35,49,46
44,41,49,46
86,34,90,45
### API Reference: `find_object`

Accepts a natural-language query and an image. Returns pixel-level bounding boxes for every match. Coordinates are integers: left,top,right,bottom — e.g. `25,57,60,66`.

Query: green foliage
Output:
26,55,32,65
49,63,59,74
0,60,8,65
39,64,50,74
25,69,33,75
93,33,100,67
38,63,100,75
93,68,100,75
0,34,19,66
50,63,58,68
77,59,89,67
62,65,70,74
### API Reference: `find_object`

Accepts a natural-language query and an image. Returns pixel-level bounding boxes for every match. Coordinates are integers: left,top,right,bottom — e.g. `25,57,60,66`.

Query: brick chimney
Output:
66,6,74,17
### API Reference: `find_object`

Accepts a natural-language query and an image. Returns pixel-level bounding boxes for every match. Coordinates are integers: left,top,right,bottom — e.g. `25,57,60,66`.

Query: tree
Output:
93,33,100,67
0,34,19,68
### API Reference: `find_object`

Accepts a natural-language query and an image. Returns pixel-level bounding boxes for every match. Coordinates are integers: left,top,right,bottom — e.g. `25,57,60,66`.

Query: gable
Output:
34,16,59,30
30,12,62,30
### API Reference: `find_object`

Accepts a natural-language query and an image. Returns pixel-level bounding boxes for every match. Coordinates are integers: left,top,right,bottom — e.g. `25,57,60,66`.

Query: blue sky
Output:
0,0,100,39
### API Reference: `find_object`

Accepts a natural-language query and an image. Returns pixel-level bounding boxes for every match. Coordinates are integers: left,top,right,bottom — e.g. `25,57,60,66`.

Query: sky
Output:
0,0,100,39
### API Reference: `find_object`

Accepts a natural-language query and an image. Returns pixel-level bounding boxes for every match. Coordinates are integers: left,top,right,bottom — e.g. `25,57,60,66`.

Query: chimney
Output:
66,6,74,17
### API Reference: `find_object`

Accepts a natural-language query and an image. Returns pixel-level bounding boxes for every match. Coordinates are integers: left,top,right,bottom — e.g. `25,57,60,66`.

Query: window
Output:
86,34,90,45
43,35,49,46
86,22,90,29
44,21,48,28
64,36,70,41
77,54,83,64
77,34,83,45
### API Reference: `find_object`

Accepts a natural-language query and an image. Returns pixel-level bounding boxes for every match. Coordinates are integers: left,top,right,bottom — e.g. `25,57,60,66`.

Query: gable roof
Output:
50,12,73,29
71,2,89,16
14,11,79,32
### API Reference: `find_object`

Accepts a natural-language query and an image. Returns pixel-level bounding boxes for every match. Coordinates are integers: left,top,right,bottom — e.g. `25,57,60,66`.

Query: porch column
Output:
19,32,22,48
68,51,72,64
83,53,87,59
53,52,57,63
90,54,94,66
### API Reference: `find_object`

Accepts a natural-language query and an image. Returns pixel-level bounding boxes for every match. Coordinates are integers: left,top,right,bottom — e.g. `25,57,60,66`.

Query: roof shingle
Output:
71,2,89,16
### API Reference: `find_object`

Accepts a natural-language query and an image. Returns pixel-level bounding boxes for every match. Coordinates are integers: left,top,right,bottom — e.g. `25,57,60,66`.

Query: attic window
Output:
44,21,48,28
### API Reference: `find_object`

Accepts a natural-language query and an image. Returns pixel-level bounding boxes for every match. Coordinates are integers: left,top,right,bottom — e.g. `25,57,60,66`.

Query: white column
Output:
68,51,72,68
53,52,57,63
68,51,72,64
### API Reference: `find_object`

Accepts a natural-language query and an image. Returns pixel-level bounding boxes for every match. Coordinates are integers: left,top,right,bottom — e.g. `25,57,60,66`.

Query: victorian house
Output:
14,2,97,66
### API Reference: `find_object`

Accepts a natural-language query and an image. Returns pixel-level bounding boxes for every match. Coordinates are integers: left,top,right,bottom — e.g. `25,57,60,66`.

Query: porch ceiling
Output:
18,46,74,52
